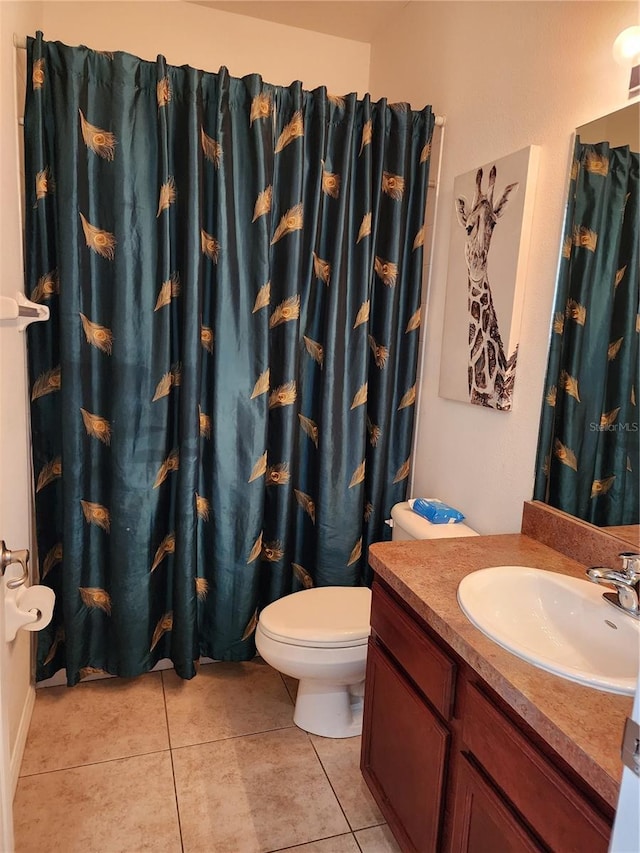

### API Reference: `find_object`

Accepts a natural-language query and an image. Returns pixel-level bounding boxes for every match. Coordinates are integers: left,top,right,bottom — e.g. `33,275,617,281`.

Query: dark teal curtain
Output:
534,137,639,525
25,34,434,684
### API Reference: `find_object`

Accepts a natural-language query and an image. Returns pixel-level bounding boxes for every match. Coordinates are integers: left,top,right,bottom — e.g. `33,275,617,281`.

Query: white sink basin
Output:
457,565,639,695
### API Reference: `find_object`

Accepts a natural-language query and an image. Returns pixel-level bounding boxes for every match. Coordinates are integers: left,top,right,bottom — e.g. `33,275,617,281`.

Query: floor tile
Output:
271,834,360,852
163,659,294,748
309,735,384,831
173,726,350,853
21,672,168,775
14,751,181,853
354,825,402,852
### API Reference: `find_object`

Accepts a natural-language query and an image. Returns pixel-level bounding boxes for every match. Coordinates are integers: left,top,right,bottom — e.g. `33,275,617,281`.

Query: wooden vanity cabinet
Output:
361,580,614,853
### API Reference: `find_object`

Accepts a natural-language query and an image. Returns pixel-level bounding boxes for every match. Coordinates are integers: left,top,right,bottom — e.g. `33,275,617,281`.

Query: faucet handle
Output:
619,552,640,577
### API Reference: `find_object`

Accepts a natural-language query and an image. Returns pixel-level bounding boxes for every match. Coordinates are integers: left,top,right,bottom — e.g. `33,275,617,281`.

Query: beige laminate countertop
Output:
368,533,634,810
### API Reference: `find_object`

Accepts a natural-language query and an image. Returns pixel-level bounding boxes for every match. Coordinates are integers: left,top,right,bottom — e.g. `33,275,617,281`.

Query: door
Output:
0,322,35,853
610,675,640,853
0,8,44,848
0,197,34,853
0,586,14,853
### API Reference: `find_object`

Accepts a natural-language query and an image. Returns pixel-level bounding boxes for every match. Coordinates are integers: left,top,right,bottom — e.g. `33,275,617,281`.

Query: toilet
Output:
256,586,371,738
256,500,478,738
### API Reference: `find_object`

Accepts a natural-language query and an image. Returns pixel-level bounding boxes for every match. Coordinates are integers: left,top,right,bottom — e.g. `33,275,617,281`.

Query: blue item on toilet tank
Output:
409,498,465,524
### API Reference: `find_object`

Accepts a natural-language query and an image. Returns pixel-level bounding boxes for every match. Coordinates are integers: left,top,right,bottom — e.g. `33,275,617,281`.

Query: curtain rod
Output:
13,33,446,127
13,33,446,125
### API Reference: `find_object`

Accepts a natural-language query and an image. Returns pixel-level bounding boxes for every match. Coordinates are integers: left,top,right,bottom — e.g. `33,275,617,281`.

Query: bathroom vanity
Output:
361,521,632,852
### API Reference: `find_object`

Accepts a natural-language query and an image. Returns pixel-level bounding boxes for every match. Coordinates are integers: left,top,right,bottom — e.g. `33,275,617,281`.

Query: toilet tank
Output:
390,501,479,540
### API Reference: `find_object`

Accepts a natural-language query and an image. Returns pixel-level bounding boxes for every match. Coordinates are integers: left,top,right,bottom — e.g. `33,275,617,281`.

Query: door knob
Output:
1,541,30,589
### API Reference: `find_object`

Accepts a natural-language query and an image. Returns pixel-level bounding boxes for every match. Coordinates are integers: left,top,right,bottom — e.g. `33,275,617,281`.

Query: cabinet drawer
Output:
370,582,455,719
462,683,611,853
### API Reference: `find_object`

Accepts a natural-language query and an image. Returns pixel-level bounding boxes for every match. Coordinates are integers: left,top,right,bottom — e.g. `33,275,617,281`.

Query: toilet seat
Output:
258,623,369,649
258,586,371,649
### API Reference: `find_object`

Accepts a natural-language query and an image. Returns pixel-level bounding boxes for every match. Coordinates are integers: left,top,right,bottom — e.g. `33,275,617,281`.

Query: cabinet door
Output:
461,683,611,852
362,640,450,853
448,755,544,853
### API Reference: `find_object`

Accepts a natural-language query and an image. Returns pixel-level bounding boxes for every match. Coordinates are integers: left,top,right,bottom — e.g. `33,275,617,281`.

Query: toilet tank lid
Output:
391,501,479,539
258,586,372,645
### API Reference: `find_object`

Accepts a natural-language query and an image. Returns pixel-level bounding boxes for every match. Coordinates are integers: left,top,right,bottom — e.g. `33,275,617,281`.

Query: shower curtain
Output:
534,137,639,525
25,33,434,684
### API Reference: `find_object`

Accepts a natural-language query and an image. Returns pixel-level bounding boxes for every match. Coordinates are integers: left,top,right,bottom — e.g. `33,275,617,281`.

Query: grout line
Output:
304,732,387,837
265,830,359,852
18,747,172,778
353,825,395,852
161,671,185,853
305,732,353,832
278,671,297,706
169,722,297,754
160,669,175,751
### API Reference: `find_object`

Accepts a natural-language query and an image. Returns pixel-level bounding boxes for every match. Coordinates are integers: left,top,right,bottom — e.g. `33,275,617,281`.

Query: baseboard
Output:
10,684,34,797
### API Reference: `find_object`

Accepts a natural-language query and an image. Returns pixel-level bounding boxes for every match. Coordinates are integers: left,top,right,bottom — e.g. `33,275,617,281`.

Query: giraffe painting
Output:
439,147,538,411
455,165,519,410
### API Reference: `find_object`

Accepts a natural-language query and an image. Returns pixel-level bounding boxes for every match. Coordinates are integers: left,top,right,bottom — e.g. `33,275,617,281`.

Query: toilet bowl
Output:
256,586,372,738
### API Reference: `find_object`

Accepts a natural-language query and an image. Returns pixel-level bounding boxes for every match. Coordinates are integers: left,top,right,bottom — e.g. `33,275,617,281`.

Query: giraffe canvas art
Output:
439,147,539,411
457,166,519,409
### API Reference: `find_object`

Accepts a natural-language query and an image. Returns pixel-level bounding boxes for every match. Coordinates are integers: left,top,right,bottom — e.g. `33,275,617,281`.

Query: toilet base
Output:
294,678,364,738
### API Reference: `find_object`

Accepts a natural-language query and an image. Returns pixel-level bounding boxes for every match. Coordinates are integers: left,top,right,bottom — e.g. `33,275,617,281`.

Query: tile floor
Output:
14,660,402,853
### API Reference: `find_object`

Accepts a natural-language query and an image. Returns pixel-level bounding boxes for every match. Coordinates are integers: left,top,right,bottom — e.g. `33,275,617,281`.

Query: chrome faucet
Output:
587,552,640,620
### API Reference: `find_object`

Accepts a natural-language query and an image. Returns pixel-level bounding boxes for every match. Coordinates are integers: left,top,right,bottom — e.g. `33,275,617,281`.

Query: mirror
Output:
604,524,640,547
578,104,639,547
576,104,639,149
534,102,639,543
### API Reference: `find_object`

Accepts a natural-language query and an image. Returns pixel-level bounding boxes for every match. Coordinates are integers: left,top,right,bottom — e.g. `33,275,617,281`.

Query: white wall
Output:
0,0,44,805
370,1,639,533
40,1,370,95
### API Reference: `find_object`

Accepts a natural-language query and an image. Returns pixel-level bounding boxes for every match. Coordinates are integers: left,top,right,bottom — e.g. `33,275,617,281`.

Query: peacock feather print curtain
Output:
25,33,434,684
534,137,639,525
